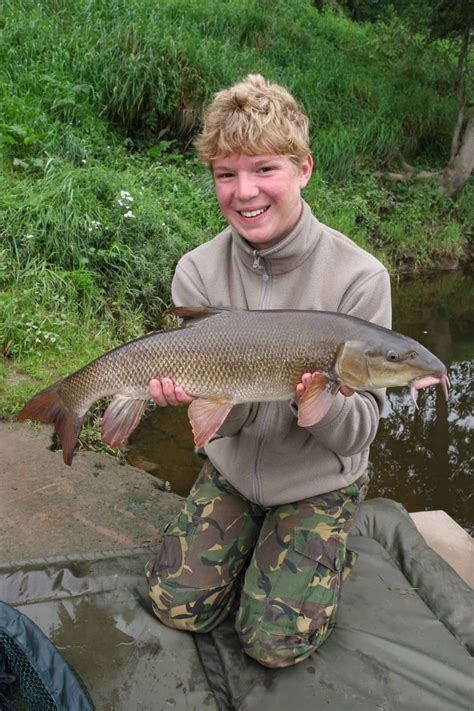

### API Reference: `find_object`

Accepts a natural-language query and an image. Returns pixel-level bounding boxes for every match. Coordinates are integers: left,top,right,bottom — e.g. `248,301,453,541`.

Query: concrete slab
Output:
410,510,474,588
0,421,183,565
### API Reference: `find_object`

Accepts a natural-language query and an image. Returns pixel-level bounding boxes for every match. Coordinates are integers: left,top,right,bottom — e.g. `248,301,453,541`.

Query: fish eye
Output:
387,350,398,362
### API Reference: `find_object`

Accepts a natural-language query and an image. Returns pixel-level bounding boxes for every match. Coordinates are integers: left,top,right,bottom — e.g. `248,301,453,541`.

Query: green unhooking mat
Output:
0,498,472,710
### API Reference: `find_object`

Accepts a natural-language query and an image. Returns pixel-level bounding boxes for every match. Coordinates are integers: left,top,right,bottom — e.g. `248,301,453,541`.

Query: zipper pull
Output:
253,249,270,281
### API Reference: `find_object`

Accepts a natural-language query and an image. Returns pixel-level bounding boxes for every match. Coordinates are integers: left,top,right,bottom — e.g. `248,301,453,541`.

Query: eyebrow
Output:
252,158,280,166
214,156,281,170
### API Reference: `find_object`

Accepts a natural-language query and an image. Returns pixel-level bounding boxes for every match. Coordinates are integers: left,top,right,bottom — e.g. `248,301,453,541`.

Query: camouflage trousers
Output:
146,460,367,668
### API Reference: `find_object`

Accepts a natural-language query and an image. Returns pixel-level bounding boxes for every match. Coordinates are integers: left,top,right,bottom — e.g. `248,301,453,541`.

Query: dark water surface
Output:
126,270,473,531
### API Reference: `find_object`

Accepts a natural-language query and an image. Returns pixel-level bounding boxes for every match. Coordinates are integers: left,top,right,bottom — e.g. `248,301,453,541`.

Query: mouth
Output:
237,206,270,220
409,372,450,408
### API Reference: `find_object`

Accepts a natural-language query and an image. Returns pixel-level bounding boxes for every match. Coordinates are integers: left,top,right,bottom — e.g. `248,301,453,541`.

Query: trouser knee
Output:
235,614,333,668
146,563,236,633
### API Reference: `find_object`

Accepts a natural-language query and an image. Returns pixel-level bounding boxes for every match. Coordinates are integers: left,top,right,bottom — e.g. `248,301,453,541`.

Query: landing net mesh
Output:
0,631,56,710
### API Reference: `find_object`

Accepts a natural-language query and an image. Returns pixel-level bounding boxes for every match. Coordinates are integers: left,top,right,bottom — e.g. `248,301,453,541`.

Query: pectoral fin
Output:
101,395,148,447
188,399,233,447
297,374,340,427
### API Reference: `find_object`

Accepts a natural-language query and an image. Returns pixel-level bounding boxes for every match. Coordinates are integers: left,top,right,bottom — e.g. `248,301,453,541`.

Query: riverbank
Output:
0,420,183,563
2,1,472,411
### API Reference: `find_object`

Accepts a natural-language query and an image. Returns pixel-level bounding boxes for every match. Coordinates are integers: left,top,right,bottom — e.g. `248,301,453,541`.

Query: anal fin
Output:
297,374,340,427
188,399,233,447
101,395,148,447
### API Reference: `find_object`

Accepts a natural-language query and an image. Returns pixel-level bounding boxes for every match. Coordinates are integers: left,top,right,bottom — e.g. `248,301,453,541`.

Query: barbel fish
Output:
17,306,449,464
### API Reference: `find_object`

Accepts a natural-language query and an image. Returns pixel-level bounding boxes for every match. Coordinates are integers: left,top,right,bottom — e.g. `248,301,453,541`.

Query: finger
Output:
148,379,168,407
161,377,179,406
300,372,322,389
175,387,196,404
296,373,313,397
340,386,355,397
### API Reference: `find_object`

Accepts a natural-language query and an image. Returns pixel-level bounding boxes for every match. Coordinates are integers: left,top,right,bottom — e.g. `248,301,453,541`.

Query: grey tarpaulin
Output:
0,499,472,710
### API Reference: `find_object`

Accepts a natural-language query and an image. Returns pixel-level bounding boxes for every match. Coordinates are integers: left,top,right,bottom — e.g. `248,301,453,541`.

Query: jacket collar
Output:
230,200,322,275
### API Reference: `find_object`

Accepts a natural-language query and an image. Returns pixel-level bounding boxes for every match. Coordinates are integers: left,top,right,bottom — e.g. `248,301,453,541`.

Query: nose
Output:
235,172,259,201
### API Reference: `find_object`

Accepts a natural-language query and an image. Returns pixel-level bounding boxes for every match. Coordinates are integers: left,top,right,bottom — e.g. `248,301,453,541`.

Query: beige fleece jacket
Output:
172,200,392,506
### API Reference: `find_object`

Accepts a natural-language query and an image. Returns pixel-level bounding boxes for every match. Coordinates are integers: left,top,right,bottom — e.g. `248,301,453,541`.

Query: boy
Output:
145,74,391,668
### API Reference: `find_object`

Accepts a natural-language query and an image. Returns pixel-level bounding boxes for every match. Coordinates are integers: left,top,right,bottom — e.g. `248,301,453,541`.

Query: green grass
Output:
1,0,459,169
0,0,472,419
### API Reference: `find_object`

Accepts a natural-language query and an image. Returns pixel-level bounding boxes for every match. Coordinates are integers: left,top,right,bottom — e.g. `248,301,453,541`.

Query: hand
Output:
296,372,355,399
148,378,196,407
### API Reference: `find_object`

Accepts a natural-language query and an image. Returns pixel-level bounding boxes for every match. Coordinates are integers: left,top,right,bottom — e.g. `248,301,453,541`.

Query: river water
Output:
126,269,473,531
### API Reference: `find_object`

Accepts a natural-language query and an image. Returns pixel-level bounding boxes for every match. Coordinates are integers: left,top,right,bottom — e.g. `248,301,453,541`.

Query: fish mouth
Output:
409,372,450,408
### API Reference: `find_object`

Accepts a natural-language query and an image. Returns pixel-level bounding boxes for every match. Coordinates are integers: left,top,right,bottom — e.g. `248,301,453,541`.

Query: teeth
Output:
240,208,267,218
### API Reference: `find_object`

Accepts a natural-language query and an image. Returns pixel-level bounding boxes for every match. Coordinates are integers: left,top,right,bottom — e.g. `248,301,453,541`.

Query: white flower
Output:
117,190,135,208
123,210,135,219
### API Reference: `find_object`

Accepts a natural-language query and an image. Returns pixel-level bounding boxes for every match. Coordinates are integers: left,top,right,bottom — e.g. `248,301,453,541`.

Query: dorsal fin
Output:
171,306,233,327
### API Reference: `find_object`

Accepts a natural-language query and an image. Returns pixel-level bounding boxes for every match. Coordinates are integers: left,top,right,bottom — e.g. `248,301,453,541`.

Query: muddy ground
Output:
0,421,183,565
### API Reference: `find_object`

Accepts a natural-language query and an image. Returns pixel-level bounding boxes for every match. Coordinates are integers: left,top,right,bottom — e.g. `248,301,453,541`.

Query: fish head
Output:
336,336,449,395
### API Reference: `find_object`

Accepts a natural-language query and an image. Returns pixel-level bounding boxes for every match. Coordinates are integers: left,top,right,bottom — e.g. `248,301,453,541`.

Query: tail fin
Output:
17,382,84,465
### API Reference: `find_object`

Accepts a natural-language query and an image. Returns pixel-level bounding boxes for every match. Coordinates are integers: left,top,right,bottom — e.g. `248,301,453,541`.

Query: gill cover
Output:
335,341,370,389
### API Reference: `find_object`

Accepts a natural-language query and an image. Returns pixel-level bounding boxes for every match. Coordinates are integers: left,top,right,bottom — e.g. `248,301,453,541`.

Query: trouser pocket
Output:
258,527,346,638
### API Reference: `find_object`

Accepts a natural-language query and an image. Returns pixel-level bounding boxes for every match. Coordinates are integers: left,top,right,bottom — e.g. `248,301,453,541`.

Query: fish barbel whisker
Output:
409,373,450,409
442,373,450,400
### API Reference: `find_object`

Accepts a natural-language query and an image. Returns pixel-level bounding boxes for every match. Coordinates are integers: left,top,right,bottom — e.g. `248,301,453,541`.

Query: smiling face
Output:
212,153,313,250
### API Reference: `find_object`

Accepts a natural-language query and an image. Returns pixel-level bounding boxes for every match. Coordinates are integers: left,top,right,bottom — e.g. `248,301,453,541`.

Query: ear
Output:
299,154,313,188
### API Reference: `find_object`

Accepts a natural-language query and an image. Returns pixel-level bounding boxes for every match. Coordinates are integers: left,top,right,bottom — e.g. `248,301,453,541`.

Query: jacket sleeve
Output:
171,258,255,437
296,267,392,456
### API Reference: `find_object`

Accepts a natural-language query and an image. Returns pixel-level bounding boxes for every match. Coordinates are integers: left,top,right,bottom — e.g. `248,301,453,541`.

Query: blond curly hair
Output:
195,74,311,167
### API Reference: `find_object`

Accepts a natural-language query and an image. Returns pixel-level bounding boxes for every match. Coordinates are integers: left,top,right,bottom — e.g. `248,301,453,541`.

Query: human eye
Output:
257,164,276,174
215,171,234,180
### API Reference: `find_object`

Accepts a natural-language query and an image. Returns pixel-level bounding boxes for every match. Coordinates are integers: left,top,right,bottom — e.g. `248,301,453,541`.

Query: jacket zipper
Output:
252,250,270,305
251,249,272,504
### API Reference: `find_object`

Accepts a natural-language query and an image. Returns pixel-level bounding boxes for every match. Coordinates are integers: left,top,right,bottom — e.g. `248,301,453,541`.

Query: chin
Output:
248,237,277,249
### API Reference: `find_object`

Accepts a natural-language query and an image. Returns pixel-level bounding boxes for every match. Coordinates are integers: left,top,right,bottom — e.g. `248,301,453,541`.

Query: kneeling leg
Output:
236,481,362,667
146,462,264,633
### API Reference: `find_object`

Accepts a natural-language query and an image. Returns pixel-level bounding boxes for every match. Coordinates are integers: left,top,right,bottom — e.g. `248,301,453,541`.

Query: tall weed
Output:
1,0,458,172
